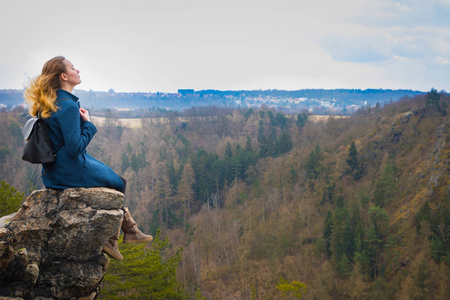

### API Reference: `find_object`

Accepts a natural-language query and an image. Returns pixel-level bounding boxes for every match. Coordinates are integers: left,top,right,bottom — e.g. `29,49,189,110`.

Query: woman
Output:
24,56,152,261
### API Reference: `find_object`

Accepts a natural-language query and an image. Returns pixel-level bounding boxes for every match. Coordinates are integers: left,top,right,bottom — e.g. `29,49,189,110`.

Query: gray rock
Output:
0,188,124,299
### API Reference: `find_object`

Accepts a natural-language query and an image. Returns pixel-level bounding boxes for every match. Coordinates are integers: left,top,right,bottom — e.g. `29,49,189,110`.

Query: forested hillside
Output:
0,91,448,299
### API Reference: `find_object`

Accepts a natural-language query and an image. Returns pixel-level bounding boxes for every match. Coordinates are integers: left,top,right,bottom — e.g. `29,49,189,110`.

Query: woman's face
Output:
62,59,81,87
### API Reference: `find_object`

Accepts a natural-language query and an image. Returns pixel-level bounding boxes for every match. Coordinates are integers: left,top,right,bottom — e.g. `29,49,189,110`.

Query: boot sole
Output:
102,247,124,261
123,237,153,244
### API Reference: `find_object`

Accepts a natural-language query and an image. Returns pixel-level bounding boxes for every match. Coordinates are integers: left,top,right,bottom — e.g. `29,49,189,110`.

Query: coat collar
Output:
57,89,79,103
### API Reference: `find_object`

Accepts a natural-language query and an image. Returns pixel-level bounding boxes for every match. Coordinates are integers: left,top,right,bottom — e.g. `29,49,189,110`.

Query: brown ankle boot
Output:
103,227,124,261
122,207,153,244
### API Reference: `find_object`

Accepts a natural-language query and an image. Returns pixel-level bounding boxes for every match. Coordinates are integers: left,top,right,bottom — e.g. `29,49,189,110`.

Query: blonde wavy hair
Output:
24,56,67,118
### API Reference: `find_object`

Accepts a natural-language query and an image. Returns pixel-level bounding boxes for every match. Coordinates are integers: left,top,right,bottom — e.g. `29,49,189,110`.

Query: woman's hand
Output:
79,108,91,122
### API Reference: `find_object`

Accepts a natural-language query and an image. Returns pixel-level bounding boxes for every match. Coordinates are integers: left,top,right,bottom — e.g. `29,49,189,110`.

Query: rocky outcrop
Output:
0,188,124,300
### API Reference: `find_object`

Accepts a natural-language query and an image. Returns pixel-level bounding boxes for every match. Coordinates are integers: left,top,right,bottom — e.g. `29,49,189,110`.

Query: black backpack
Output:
22,116,58,164
22,99,66,165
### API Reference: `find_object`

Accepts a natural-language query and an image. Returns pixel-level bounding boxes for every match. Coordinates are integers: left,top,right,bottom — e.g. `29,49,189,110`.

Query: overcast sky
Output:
0,0,449,93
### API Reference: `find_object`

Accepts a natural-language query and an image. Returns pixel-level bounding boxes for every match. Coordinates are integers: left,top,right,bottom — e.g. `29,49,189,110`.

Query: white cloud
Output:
395,2,412,12
0,0,448,92
320,32,392,63
435,57,450,64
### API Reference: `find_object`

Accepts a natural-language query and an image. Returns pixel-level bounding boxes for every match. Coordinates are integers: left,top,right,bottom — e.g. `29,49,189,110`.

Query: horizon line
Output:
0,87,429,94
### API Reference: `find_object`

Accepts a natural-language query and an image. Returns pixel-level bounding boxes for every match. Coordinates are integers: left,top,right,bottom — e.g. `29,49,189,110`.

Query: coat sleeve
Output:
57,101,97,158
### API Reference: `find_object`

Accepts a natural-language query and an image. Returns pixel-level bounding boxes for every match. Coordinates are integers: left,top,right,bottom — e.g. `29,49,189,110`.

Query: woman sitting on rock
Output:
24,56,152,261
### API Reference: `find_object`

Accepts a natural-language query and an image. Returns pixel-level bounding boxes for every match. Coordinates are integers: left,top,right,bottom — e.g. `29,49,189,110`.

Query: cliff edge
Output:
0,188,124,299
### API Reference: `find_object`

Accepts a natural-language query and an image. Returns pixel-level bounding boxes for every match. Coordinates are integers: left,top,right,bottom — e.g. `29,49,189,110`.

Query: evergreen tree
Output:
259,110,266,118
167,160,182,195
245,136,253,153
267,110,274,123
415,201,431,233
120,152,130,173
350,202,364,254
275,113,288,129
191,149,223,203
296,112,308,128
373,154,397,207
338,253,352,278
258,135,268,158
225,141,233,158
130,145,147,173
209,153,224,196
259,131,277,158
415,201,450,263
267,131,278,157
178,163,195,222
0,180,24,217
244,108,254,120
192,149,210,202
156,161,172,228
323,210,333,258
277,131,293,155
356,206,389,279
345,141,363,180
305,145,322,180
242,136,257,172
231,152,243,181
257,120,265,143
336,187,344,209
425,88,440,108
321,181,335,204
7,122,23,147
101,231,188,299
331,204,352,261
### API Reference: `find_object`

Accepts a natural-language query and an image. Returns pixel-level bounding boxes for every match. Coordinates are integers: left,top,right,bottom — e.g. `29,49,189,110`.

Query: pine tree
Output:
338,253,352,278
267,132,278,157
223,142,234,184
225,141,233,158
331,204,350,261
192,149,210,202
101,230,188,299
277,131,293,155
242,136,257,178
244,108,254,120
257,120,265,143
350,202,364,255
345,141,363,180
0,180,24,217
296,112,308,128
373,154,397,207
323,210,333,258
259,132,277,158
425,88,440,108
306,145,322,180
156,161,171,228
275,113,288,129
120,152,130,173
356,207,389,279
231,153,242,181
178,163,195,223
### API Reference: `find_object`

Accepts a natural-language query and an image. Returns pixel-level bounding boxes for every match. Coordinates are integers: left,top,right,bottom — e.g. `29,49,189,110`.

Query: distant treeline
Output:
0,88,424,111
195,88,423,101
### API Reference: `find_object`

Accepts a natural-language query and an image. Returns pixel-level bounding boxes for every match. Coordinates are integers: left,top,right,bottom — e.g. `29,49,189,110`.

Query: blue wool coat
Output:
42,89,124,192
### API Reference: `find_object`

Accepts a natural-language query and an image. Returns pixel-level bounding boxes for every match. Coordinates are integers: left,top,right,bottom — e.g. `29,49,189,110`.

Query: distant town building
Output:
178,89,194,96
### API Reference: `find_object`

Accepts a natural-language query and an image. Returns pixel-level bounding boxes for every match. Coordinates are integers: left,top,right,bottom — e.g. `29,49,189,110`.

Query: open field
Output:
90,114,348,128
308,114,348,122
